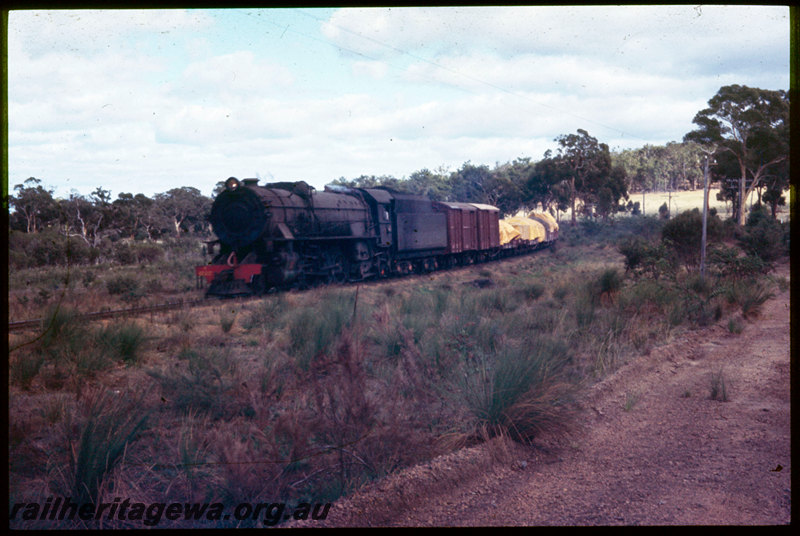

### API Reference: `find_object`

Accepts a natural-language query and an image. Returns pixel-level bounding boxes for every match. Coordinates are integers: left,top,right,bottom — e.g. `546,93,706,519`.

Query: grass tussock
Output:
63,389,151,504
458,338,574,445
710,369,729,402
96,322,148,365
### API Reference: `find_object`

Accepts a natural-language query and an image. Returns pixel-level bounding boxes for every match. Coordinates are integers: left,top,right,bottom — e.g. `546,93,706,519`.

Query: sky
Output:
6,6,791,200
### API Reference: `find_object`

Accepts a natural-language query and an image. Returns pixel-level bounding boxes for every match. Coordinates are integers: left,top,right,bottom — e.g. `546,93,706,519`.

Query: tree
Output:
552,129,620,223
595,164,628,220
59,194,106,247
684,85,789,225
484,159,530,216
526,151,561,213
9,178,58,233
449,162,495,204
112,192,158,239
554,129,604,223
154,187,212,235
405,167,453,201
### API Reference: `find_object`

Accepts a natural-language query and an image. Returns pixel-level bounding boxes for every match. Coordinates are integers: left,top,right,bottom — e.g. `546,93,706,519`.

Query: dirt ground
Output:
312,261,791,527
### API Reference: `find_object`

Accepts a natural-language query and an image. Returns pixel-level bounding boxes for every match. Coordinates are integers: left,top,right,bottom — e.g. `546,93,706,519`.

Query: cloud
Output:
9,9,215,57
322,6,789,84
7,7,789,199
352,60,389,79
173,51,296,98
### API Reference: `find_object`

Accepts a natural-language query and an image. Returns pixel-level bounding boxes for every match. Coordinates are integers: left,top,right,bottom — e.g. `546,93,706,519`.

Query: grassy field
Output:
7,207,789,528
617,187,791,223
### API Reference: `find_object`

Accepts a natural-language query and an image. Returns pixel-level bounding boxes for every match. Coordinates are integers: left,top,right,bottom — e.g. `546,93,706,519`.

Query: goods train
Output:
196,177,558,297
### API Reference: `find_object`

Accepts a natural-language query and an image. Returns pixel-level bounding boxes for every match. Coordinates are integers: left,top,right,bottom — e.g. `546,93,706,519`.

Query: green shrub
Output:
285,290,355,370
134,243,164,264
459,338,572,444
553,283,570,302
728,317,744,334
219,310,236,333
96,322,147,364
708,245,770,279
10,354,45,390
38,306,87,364
521,282,545,301
623,391,640,411
149,349,238,419
618,237,674,279
242,294,286,331
709,369,729,401
661,208,723,268
725,278,775,318
738,205,787,263
68,390,150,503
595,268,622,302
105,274,143,301
112,242,137,265
9,229,93,268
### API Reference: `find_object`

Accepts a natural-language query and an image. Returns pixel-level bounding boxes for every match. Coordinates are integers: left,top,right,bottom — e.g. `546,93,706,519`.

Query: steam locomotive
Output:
196,177,556,297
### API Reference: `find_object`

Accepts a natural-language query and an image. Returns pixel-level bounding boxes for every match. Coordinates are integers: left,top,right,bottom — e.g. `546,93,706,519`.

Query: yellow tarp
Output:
504,217,546,243
499,219,521,245
527,211,559,232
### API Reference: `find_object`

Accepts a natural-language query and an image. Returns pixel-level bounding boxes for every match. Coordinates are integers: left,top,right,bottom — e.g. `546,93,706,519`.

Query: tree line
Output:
7,84,789,268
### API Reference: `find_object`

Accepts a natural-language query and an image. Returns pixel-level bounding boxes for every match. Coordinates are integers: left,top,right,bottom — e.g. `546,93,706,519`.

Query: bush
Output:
459,338,572,444
96,322,147,364
709,369,729,402
134,243,164,264
113,242,137,265
67,390,150,503
105,275,143,301
738,205,787,263
285,290,355,370
725,278,775,318
9,229,93,269
618,237,674,279
594,268,622,303
38,305,87,365
661,208,723,268
708,245,770,279
149,348,239,419
10,354,45,390
521,282,545,301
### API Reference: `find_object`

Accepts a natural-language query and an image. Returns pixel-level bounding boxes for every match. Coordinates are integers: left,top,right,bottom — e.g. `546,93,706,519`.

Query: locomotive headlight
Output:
225,177,241,191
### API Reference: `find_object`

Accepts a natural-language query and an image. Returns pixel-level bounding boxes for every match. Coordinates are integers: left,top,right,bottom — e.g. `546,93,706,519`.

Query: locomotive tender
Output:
196,177,554,297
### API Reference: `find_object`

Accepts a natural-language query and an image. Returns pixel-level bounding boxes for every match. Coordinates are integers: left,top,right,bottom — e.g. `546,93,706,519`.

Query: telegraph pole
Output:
699,144,716,281
700,154,709,279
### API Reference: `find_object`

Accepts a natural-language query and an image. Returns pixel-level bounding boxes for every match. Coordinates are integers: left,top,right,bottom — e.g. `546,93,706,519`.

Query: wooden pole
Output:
700,155,709,280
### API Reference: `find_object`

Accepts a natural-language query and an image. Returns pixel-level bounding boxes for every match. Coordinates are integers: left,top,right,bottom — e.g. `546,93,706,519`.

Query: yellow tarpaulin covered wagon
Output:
527,212,559,241
502,217,547,243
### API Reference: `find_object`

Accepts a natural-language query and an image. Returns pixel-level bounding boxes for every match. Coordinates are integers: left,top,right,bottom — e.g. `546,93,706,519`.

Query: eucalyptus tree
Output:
154,186,213,235
552,129,616,223
684,85,789,225
9,178,59,233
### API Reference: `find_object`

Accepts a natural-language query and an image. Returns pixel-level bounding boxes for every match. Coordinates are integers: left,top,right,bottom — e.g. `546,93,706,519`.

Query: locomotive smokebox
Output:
210,180,269,250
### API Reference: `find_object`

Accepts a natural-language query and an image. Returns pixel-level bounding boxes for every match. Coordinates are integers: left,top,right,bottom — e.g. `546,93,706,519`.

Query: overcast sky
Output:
7,6,790,200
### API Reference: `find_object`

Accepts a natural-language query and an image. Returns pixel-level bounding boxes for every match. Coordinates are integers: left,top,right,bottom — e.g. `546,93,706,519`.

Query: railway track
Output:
8,297,215,333
9,243,552,333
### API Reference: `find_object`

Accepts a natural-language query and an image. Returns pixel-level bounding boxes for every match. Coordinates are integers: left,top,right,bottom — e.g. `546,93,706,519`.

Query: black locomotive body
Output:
196,177,552,297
